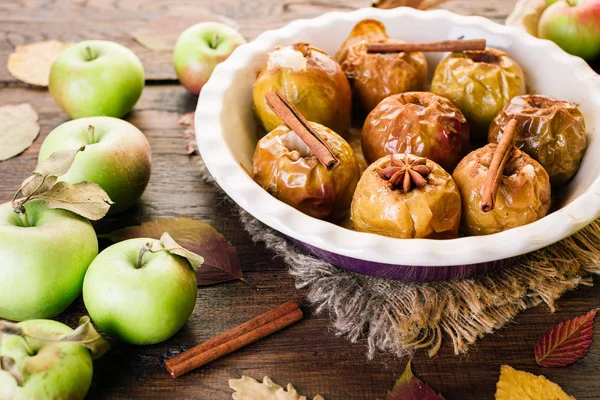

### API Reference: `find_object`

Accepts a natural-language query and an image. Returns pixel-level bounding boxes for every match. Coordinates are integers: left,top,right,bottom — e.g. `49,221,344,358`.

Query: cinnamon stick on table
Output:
366,38,486,54
265,91,339,170
165,300,303,378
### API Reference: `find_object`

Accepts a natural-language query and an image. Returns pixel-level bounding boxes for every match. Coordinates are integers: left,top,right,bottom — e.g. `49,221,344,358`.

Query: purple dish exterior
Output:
291,238,518,281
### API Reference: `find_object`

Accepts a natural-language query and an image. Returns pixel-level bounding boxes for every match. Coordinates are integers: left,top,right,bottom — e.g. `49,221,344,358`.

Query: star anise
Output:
377,154,432,192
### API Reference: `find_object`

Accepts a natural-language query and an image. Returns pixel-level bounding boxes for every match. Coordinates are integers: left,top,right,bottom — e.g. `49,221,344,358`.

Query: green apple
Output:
0,200,98,321
173,22,245,95
538,0,600,60
83,238,197,345
49,40,145,118
0,319,93,399
38,117,152,214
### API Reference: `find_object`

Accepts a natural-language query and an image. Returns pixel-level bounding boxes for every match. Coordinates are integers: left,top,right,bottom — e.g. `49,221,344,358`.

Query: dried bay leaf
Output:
495,365,574,400
534,309,597,368
30,181,113,221
133,14,238,51
0,104,40,161
158,232,205,271
7,40,72,86
387,361,445,400
373,0,448,10
56,316,110,360
229,375,324,400
100,217,243,285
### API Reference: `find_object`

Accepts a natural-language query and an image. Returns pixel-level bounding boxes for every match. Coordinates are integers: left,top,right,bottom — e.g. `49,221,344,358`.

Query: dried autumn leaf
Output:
100,217,243,285
506,0,547,36
7,40,72,86
387,361,445,400
495,365,574,400
157,232,205,271
0,356,23,387
0,103,40,161
229,375,324,400
373,0,448,10
55,316,110,360
534,309,597,368
179,112,198,155
30,181,113,221
133,14,238,51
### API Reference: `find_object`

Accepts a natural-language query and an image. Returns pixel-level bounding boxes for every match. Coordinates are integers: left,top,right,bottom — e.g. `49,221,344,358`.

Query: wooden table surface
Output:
2,1,600,399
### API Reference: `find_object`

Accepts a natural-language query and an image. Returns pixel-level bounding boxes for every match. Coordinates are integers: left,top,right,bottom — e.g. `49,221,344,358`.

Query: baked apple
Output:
351,154,461,239
453,120,551,236
253,43,352,135
431,48,526,140
252,92,359,221
488,94,587,186
361,91,470,171
336,19,428,114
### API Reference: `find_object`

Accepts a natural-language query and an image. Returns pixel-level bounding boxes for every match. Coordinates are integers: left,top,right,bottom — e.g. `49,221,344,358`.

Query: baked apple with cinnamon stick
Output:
431,48,526,140
253,43,352,135
252,91,359,221
488,94,587,186
361,91,470,171
453,119,551,236
351,154,461,239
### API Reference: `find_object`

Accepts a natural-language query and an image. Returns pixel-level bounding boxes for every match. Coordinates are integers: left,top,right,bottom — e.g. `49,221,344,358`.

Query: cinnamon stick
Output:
265,91,339,170
480,119,518,212
366,39,486,54
165,301,302,378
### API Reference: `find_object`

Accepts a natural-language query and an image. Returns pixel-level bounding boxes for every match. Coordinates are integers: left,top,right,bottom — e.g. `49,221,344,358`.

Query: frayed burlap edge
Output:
198,157,600,359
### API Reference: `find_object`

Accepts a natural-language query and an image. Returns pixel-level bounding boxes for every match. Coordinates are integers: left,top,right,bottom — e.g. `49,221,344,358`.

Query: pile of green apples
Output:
0,22,245,399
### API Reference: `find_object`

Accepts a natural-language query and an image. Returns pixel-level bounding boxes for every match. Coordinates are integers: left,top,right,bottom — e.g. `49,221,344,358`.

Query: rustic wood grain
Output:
2,1,600,399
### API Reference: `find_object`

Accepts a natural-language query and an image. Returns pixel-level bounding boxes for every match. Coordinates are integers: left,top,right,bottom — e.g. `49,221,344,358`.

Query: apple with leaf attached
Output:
173,22,246,95
0,147,112,321
0,316,109,399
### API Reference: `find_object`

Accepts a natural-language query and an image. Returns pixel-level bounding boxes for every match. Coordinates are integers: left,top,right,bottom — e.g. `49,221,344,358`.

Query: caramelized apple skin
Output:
452,145,551,236
252,122,359,222
361,92,470,171
488,95,587,186
431,48,526,140
336,20,427,114
351,155,461,239
253,43,352,136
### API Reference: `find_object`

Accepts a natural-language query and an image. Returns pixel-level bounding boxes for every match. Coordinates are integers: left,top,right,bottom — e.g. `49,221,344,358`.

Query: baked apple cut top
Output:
252,91,359,222
253,43,352,136
488,94,587,186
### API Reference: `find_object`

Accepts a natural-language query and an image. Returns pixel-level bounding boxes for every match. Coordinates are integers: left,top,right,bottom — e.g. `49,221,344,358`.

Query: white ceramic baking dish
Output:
196,7,600,281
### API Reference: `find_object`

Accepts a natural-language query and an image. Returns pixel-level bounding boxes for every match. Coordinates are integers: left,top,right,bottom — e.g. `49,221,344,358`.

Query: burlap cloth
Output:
197,158,600,359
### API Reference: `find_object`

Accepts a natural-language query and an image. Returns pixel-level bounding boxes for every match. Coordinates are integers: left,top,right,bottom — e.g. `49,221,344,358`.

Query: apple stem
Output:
87,125,96,144
136,242,153,269
84,46,95,61
211,34,220,49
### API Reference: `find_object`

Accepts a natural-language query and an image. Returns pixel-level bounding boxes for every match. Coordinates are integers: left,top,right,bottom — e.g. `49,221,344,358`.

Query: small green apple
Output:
0,319,93,399
173,22,246,95
83,238,197,345
538,0,600,60
38,117,152,214
0,200,98,321
49,40,145,118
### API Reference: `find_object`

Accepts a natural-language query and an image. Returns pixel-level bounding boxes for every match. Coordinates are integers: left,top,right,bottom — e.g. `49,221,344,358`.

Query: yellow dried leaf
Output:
505,0,548,36
373,0,448,10
7,40,72,86
495,365,575,400
230,376,324,400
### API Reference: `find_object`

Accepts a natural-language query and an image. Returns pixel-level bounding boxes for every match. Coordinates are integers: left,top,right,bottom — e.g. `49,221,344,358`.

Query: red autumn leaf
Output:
100,217,243,285
387,361,445,400
534,309,597,368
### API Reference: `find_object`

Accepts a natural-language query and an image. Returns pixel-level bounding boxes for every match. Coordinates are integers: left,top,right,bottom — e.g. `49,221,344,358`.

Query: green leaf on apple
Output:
12,146,113,220
156,232,205,271
0,356,24,386
57,316,110,360
100,217,244,285
385,361,445,400
0,103,40,162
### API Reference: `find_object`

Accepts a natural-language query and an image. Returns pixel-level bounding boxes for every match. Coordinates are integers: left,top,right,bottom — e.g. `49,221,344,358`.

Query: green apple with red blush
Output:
538,0,600,60
38,117,152,214
49,40,145,118
173,22,246,95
